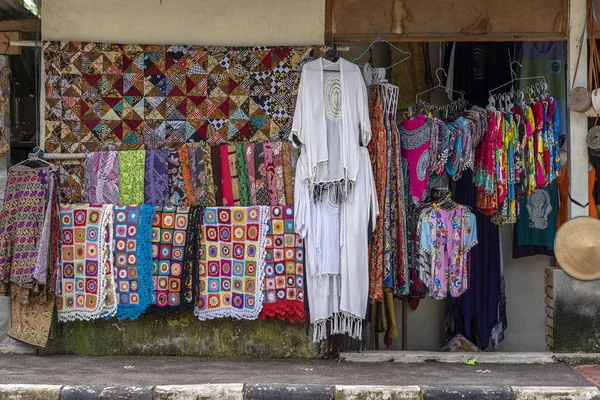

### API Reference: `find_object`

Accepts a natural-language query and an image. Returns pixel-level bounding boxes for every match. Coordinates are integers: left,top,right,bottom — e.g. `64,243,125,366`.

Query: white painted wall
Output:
42,0,325,45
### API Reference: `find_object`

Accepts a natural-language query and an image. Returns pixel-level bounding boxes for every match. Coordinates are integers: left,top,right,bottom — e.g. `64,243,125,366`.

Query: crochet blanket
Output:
259,206,305,323
195,206,269,320
57,204,116,321
113,205,155,320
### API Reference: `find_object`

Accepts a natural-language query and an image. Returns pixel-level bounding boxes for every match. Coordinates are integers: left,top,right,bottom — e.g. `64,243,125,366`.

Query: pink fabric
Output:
220,145,234,206
400,114,430,204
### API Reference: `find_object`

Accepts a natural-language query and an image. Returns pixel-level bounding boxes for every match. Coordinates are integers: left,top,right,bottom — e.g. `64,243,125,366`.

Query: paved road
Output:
0,355,592,387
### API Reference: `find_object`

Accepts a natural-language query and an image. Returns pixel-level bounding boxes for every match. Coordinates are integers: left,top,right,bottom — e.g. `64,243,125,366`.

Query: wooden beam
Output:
0,31,21,55
327,0,568,43
0,19,39,33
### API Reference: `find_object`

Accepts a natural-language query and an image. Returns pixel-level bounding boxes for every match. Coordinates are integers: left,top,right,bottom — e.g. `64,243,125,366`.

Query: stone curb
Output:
422,386,511,400
1,384,600,400
245,383,333,399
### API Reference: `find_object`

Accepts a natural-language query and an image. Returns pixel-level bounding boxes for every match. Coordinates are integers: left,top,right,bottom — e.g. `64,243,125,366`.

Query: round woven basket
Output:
568,86,592,113
554,216,600,281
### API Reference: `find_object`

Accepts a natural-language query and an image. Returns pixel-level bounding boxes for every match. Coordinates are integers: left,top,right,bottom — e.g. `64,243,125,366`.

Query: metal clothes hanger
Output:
488,60,547,98
415,68,465,105
13,146,55,170
352,25,411,70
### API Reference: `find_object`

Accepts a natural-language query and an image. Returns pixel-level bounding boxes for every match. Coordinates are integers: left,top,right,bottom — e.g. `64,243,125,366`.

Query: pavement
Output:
1,355,600,399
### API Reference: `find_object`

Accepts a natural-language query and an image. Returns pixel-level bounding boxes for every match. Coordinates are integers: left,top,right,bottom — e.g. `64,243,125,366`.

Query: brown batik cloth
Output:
9,295,55,348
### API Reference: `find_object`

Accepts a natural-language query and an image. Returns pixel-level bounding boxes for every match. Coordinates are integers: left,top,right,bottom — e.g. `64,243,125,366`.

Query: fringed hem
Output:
259,301,307,323
313,312,363,343
311,179,355,203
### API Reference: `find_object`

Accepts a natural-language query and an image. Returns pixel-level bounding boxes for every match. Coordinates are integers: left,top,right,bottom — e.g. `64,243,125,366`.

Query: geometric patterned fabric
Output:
44,41,322,153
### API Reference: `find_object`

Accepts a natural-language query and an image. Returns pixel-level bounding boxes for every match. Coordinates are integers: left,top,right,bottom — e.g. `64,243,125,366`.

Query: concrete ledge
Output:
340,351,555,364
153,384,245,400
422,386,511,400
0,384,62,400
512,386,600,400
552,353,600,364
246,383,332,399
0,343,37,355
333,385,422,400
62,386,152,400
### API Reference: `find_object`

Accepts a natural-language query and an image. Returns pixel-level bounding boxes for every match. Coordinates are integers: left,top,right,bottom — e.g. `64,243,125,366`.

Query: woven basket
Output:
555,217,600,281
568,86,592,113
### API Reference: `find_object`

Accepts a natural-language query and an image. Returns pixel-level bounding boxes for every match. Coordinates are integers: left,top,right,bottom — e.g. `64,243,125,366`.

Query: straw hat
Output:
554,216,600,280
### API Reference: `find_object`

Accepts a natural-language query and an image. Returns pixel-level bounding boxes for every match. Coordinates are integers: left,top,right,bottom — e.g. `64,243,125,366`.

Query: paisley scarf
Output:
246,143,257,205
228,145,241,206
282,141,294,205
168,148,187,207
84,151,120,204
264,142,277,206
254,143,271,206
119,150,145,205
144,149,169,206
272,142,287,206
179,146,197,206
220,145,234,206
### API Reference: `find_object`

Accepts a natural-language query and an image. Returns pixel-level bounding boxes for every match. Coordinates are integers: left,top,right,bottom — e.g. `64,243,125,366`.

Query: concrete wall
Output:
42,0,325,46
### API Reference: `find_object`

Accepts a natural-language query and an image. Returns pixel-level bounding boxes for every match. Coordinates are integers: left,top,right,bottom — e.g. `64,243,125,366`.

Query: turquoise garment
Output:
113,204,156,321
516,183,558,250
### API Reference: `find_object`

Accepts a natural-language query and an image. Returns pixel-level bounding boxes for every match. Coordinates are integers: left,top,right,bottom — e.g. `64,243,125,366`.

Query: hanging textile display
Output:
195,206,270,321
227,145,241,206
144,149,169,206
0,164,58,302
54,160,85,204
167,148,188,207
210,145,223,206
57,204,116,322
119,150,146,205
220,145,234,206
84,151,120,204
43,41,323,153
8,298,55,348
236,144,252,206
179,147,197,206
191,143,216,207
149,205,199,314
113,205,156,320
259,206,305,323
272,142,287,206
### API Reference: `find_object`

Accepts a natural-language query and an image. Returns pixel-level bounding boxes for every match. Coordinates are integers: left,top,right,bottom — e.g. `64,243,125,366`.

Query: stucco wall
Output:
42,0,325,46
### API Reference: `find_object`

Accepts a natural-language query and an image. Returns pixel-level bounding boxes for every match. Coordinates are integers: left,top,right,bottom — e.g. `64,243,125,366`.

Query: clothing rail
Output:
43,153,86,160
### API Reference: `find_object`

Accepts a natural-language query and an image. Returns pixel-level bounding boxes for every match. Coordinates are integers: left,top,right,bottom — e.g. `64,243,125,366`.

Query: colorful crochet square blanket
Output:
57,204,116,321
259,206,305,323
113,205,155,320
195,206,269,320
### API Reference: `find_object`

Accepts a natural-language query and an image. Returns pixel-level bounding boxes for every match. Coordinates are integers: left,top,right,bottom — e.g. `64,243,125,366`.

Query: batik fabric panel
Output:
195,206,269,320
113,205,155,320
119,150,146,205
57,204,116,321
167,148,187,207
54,160,85,203
84,151,120,204
43,41,323,154
259,206,305,323
149,205,196,314
191,143,215,207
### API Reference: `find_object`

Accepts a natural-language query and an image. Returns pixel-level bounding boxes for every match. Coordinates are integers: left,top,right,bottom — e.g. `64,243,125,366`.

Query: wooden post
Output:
568,0,589,219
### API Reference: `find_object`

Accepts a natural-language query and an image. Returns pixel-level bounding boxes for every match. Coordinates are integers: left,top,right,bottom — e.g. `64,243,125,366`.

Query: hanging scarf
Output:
245,143,257,205
282,141,294,205
113,205,155,321
148,205,198,314
259,206,306,323
168,148,187,207
220,144,234,206
55,160,85,203
183,206,203,308
57,204,116,321
195,206,270,320
211,145,223,206
236,143,252,206
0,166,56,300
119,150,146,205
179,147,197,206
144,149,169,206
264,142,277,206
254,143,271,205
84,151,120,204
271,142,287,206
191,143,215,207
228,145,241,206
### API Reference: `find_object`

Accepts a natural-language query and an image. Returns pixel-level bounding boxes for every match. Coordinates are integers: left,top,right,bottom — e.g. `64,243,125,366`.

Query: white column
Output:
568,0,589,219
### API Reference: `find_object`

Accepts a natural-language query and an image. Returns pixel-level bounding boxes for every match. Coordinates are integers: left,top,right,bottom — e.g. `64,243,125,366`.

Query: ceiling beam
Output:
0,19,39,33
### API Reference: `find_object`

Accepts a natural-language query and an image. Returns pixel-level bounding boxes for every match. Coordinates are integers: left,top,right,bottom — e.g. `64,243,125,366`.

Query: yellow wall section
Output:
42,0,325,46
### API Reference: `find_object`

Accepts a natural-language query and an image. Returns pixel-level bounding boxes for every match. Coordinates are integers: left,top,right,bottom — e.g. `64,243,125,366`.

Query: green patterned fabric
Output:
119,150,145,205
236,143,252,206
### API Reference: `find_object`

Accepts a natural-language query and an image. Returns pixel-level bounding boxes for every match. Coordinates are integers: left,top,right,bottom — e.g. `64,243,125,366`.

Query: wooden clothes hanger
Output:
352,25,411,70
